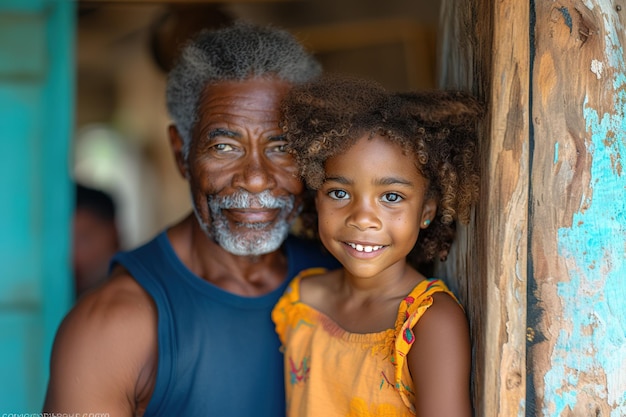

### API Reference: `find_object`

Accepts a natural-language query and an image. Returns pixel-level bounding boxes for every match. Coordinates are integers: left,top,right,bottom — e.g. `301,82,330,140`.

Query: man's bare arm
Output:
43,272,157,416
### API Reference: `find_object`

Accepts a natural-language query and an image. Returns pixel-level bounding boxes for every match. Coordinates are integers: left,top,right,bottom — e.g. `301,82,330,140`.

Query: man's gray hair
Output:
166,21,322,157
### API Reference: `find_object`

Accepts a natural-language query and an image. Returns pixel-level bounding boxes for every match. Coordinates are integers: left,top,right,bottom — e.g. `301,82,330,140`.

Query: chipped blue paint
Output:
542,6,626,414
558,7,573,33
553,142,559,164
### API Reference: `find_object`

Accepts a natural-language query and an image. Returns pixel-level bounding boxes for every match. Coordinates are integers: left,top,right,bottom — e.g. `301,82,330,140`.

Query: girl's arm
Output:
408,292,472,417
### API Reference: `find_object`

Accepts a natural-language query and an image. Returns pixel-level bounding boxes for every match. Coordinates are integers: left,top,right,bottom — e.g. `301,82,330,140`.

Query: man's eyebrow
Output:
268,134,287,142
208,128,239,139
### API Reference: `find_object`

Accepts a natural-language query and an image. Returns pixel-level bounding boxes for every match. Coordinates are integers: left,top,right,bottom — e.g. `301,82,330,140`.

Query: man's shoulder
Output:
284,234,325,257
110,231,174,282
67,273,156,335
114,231,167,262
50,273,157,383
46,273,157,413
284,234,339,271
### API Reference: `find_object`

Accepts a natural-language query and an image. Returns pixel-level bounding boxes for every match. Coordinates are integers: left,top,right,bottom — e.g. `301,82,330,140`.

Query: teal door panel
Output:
0,0,75,411
0,14,46,76
0,83,43,307
0,313,43,410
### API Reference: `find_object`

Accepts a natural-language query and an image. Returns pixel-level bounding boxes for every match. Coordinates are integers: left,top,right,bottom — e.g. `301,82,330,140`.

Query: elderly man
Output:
44,22,337,416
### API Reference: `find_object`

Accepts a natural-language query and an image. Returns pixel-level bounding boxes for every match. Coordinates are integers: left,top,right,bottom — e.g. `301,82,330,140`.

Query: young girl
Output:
272,75,482,417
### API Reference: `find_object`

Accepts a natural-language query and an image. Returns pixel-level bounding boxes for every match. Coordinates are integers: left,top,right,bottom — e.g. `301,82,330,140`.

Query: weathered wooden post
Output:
439,0,530,415
439,0,625,416
529,1,626,415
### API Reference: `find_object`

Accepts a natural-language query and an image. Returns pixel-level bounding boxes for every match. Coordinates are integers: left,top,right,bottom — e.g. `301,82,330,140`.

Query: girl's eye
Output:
382,192,403,203
328,189,349,200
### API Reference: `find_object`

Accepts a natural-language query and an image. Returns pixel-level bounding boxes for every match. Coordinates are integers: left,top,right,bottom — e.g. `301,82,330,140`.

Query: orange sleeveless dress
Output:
272,268,462,417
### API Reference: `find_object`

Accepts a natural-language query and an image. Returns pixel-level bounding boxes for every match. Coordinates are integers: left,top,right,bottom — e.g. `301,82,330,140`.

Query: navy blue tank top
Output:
112,231,338,417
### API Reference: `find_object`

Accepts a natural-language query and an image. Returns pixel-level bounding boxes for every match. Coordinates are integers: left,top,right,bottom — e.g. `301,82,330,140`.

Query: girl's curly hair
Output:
281,75,483,271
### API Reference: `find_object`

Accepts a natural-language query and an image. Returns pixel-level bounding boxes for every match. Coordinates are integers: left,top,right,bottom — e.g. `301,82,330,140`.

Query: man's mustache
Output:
210,190,294,210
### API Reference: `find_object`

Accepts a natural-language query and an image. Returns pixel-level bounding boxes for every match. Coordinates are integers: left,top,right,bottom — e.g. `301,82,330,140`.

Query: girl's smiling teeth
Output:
346,242,385,252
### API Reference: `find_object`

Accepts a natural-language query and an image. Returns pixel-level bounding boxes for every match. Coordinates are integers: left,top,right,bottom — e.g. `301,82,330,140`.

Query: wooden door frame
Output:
438,0,530,416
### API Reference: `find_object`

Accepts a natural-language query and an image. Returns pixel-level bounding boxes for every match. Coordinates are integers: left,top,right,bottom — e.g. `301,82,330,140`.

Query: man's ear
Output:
168,124,188,179
420,198,438,229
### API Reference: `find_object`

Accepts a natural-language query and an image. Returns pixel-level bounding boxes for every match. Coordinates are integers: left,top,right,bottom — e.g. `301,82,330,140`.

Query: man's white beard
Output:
193,190,297,256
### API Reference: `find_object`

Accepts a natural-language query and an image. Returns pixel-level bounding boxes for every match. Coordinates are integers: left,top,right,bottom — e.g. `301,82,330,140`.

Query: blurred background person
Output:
72,183,120,298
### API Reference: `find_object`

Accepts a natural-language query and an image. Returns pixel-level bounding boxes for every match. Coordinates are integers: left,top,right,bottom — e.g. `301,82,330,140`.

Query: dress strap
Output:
396,278,459,327
272,267,327,345
392,278,461,411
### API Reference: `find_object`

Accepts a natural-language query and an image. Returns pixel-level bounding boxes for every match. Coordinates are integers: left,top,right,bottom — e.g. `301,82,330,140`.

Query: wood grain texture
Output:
438,0,529,416
530,0,626,415
293,18,437,89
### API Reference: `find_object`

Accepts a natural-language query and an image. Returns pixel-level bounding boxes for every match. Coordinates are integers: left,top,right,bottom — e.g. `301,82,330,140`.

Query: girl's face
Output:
316,135,436,280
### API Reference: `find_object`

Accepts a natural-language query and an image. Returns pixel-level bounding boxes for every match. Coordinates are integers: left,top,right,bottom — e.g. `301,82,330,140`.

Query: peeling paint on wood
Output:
439,0,624,415
546,74,626,417
532,1,626,416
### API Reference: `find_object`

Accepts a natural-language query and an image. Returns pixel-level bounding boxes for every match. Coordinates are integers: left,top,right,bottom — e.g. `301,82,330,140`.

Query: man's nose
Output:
231,151,277,193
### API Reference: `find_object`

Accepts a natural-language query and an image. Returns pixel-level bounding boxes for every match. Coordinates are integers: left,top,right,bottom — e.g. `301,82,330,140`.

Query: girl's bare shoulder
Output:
299,268,342,305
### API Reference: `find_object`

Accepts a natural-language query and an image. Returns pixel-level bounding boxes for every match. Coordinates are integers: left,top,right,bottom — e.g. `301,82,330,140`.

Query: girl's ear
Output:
420,198,437,229
168,124,189,179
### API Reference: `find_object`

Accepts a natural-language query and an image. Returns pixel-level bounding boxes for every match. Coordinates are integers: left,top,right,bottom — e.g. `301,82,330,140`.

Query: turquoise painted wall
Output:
0,0,74,411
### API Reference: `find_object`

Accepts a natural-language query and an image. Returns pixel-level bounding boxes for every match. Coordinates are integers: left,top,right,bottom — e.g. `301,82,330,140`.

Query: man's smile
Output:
225,208,280,224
